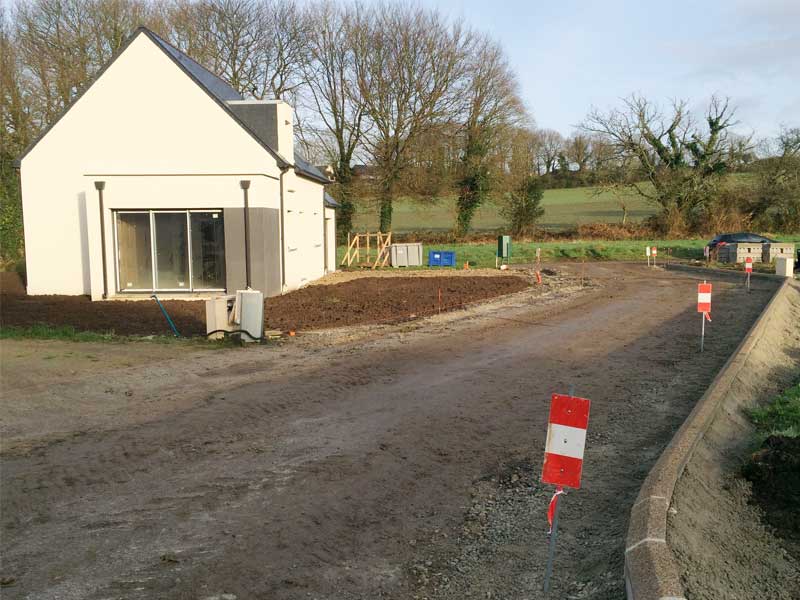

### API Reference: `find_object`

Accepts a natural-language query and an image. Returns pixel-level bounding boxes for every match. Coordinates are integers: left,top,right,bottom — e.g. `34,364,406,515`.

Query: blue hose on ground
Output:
150,294,181,337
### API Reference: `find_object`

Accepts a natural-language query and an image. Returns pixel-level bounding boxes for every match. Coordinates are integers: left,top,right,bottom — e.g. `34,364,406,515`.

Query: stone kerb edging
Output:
623,278,792,600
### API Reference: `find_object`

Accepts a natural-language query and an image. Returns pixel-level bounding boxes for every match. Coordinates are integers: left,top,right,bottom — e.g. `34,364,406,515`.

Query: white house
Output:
15,26,337,300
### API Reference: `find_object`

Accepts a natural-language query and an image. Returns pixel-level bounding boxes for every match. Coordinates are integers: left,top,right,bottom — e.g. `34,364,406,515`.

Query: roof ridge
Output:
137,27,243,102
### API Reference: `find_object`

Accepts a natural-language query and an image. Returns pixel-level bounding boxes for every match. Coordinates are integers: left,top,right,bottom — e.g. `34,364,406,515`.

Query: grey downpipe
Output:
94,181,108,299
322,195,328,273
240,180,252,289
279,167,289,289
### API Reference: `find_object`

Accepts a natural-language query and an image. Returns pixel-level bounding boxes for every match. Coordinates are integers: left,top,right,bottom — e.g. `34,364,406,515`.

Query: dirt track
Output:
0,263,780,599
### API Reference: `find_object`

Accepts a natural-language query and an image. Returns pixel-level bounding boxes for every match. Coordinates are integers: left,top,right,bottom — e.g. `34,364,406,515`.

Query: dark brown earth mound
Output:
0,275,529,336
263,275,529,330
743,435,800,555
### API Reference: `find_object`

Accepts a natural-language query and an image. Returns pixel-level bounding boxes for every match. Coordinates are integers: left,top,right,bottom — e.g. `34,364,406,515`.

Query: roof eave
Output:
295,169,331,185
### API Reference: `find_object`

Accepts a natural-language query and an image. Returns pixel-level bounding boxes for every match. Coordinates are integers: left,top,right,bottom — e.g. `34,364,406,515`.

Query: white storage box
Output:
775,257,794,277
390,243,423,267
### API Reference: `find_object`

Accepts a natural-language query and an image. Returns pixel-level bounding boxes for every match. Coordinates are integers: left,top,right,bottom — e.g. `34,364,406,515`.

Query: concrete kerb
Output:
623,277,794,600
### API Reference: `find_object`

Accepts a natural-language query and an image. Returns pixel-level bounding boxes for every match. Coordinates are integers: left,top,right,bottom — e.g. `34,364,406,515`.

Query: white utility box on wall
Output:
235,290,264,342
205,295,236,340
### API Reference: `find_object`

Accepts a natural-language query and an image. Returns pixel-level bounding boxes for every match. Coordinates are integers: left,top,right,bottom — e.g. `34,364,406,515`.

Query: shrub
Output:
500,176,545,236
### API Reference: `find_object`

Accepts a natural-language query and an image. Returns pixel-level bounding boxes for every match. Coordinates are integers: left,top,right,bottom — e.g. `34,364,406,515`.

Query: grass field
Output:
338,235,800,269
352,186,655,233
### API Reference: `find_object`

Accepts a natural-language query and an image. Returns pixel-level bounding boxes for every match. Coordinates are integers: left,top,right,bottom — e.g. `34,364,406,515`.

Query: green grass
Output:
0,324,222,346
339,238,711,268
352,186,655,233
749,381,800,439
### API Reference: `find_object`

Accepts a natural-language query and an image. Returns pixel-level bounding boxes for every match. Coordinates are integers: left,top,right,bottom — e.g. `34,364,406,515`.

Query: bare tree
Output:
455,32,525,236
168,0,308,99
536,128,564,174
565,133,591,171
582,94,749,231
13,0,163,125
352,2,469,231
301,0,364,237
1,5,29,260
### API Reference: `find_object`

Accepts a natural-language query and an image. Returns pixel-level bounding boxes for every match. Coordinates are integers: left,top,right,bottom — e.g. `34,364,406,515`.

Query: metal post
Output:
700,312,705,353
94,181,108,299
240,180,251,289
543,492,562,593
747,272,751,292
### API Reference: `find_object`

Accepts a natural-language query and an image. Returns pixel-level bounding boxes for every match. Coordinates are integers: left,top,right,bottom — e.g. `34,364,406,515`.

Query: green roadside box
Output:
498,235,511,259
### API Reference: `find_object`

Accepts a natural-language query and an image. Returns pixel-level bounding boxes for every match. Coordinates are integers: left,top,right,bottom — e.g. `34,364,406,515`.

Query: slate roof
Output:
294,154,331,184
147,31,242,103
324,192,339,208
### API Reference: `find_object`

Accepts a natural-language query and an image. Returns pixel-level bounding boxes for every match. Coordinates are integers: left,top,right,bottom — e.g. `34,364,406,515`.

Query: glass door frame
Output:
113,209,226,293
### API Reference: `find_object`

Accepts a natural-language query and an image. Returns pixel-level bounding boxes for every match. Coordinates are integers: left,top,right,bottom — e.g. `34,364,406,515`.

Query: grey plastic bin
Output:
390,243,423,267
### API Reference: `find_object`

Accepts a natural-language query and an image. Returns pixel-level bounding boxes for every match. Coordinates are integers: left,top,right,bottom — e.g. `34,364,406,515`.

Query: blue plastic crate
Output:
428,250,456,267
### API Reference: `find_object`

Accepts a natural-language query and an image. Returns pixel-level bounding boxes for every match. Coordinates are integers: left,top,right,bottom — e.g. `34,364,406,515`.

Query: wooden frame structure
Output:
341,232,392,268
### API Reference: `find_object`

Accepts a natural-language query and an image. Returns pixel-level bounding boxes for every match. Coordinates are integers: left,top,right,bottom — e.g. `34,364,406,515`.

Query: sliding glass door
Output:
190,212,226,290
117,212,153,291
115,210,225,292
154,212,190,290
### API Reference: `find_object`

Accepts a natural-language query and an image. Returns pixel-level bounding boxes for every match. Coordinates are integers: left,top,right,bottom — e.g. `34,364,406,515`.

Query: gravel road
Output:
0,263,779,599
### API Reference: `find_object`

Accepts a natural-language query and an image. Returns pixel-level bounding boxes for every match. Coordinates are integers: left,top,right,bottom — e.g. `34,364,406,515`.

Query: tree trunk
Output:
334,163,356,243
379,192,393,232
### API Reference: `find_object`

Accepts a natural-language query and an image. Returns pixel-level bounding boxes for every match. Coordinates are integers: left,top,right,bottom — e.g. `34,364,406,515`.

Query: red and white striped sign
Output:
745,257,753,273
652,246,657,257
697,282,712,313
542,394,591,489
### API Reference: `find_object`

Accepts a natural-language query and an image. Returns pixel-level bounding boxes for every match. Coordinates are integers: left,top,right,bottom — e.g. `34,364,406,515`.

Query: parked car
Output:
706,232,776,249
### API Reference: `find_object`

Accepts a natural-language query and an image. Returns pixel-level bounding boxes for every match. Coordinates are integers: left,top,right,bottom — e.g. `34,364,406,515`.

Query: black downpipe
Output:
94,181,108,299
240,180,251,289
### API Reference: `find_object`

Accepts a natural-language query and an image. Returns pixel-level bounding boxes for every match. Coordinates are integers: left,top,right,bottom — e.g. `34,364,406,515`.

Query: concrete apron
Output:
623,277,799,600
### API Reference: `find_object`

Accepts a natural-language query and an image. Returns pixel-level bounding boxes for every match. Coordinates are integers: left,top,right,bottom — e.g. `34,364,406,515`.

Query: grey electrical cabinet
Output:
390,243,423,267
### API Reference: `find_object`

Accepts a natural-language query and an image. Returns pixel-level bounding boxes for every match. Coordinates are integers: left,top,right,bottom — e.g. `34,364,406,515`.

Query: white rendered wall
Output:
282,171,326,291
324,206,336,273
20,32,282,296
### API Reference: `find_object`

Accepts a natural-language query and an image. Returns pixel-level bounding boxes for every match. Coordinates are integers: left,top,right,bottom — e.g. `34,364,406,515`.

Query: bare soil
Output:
744,435,800,556
0,263,781,600
0,273,529,335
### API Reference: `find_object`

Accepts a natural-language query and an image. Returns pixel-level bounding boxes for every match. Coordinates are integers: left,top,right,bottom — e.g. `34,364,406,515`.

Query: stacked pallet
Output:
717,243,763,264
762,242,795,263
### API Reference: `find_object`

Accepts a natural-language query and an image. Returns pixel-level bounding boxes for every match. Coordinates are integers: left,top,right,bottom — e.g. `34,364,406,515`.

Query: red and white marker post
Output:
541,392,591,592
652,246,658,267
745,257,753,292
697,281,712,352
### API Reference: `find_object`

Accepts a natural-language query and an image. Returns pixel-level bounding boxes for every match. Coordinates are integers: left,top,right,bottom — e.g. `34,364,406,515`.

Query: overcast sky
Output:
421,0,799,140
